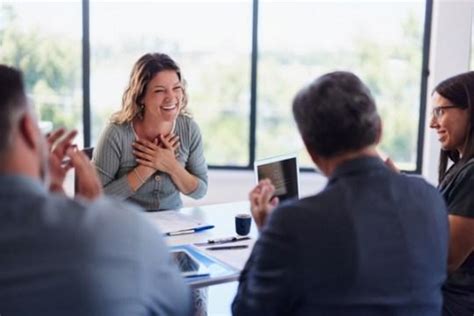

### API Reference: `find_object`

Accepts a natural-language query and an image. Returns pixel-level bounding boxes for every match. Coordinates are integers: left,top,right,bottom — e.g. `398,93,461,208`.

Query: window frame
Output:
81,0,433,174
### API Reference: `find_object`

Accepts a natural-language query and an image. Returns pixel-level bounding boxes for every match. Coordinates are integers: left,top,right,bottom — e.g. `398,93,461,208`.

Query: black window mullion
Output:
414,0,433,174
82,0,91,147
248,0,259,169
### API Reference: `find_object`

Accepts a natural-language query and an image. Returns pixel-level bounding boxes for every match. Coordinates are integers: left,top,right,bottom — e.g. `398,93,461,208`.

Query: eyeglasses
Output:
431,105,459,119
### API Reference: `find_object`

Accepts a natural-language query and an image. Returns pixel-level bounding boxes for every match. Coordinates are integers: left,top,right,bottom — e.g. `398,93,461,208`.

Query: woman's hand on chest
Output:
132,133,181,173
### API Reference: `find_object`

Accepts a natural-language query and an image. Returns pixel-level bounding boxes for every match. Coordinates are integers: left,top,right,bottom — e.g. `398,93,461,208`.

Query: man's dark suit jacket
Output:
232,156,448,316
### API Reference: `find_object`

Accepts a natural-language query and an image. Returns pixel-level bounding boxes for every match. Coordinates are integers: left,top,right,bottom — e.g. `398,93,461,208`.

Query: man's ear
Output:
18,112,40,151
302,137,329,175
375,117,383,145
302,137,320,166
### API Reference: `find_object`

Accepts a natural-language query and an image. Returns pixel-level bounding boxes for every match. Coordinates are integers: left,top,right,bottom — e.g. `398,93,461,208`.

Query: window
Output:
1,0,430,172
257,0,427,170
0,2,83,145
90,0,252,166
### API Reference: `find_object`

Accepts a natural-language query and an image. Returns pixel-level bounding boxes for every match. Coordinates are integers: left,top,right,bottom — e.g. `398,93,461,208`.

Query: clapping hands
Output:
46,128,102,200
249,179,280,230
46,128,77,193
377,149,400,173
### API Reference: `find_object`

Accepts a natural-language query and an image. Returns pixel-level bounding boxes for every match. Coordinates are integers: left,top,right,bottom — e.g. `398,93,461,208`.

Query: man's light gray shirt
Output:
0,175,191,316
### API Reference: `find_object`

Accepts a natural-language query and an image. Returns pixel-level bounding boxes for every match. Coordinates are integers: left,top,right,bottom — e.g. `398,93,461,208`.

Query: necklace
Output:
131,120,176,141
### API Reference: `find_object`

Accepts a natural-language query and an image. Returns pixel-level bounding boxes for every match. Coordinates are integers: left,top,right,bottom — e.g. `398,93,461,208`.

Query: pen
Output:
206,245,249,251
166,225,215,236
194,236,251,246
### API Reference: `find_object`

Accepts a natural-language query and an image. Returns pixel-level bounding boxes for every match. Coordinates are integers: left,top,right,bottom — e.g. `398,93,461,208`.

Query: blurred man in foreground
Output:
0,65,191,316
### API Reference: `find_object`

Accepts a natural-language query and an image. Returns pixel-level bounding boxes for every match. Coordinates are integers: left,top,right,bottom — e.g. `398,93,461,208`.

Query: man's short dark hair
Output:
0,65,27,154
292,71,381,158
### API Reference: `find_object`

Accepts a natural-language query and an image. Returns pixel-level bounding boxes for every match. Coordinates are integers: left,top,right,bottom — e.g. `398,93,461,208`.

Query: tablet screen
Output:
172,251,200,272
170,250,209,277
254,154,299,201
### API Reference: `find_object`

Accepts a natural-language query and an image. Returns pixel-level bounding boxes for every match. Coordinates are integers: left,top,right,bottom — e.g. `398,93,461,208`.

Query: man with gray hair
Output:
0,65,191,315
233,71,448,315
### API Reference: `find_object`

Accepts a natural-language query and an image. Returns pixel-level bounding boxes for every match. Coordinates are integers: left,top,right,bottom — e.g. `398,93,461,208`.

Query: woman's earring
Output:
138,104,145,120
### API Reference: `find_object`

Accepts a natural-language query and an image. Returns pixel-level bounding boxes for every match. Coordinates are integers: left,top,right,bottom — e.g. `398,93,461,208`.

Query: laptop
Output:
254,153,300,201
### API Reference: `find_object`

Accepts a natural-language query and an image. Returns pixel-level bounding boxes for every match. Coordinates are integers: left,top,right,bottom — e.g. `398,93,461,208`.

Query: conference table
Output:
146,201,258,314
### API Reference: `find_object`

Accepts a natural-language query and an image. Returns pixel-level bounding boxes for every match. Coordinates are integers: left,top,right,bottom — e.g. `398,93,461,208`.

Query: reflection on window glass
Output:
258,0,425,170
0,2,82,144
90,0,252,166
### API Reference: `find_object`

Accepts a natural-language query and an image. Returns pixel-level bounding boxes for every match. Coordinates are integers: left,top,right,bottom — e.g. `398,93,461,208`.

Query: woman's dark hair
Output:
434,71,474,183
292,71,381,158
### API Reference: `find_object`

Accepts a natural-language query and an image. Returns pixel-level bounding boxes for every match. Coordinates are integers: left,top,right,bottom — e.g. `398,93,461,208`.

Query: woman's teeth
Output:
162,105,176,110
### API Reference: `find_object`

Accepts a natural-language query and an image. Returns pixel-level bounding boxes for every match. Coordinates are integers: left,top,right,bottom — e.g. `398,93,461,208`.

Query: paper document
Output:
147,211,209,234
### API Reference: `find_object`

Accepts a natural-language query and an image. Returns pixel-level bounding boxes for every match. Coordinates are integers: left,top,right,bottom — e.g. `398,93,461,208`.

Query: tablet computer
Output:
254,153,299,201
170,249,210,278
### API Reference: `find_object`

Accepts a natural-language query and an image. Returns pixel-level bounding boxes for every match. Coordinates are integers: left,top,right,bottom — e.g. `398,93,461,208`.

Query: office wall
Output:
182,169,327,207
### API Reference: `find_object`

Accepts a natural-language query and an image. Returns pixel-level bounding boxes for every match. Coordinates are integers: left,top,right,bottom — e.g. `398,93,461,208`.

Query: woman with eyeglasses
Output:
430,71,474,316
383,71,474,315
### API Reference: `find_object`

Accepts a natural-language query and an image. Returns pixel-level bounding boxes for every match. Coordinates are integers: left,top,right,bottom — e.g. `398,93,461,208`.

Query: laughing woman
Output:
431,71,474,316
93,53,208,211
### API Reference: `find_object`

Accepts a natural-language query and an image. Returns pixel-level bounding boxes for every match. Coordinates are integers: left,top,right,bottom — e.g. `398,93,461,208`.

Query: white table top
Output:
146,201,257,287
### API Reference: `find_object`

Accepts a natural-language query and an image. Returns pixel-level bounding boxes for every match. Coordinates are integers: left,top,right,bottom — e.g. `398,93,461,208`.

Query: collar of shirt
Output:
0,174,48,196
328,156,386,185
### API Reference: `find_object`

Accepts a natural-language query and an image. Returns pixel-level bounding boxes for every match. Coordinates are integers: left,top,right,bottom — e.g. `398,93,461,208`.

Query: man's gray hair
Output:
292,71,381,158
